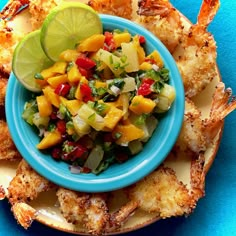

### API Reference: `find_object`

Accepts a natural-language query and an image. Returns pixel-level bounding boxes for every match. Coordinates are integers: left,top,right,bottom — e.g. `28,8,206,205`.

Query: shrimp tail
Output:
0,0,29,20
203,82,236,143
197,0,220,28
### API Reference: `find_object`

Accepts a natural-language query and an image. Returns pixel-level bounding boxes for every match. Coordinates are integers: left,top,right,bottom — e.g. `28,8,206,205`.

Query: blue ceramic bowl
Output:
6,14,184,193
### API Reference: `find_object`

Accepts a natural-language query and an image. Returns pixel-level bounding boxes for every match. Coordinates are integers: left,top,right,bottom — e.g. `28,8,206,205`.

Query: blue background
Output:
0,0,235,235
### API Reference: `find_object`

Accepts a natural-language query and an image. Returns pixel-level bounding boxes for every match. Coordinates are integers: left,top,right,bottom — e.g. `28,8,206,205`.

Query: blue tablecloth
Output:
1,0,235,235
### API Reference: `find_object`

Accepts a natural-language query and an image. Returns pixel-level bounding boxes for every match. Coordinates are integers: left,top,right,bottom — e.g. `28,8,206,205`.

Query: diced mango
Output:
147,50,164,68
36,95,52,117
139,62,153,71
129,95,156,115
133,35,146,64
77,34,105,52
51,61,68,74
40,61,68,79
104,106,123,129
37,130,62,149
67,65,82,83
47,74,68,88
113,32,131,48
112,124,144,145
43,86,60,108
59,49,79,62
65,100,82,116
95,81,107,89
35,78,48,88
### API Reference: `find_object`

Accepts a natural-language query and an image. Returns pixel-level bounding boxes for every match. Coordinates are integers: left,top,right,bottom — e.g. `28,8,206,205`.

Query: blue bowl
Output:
6,14,184,193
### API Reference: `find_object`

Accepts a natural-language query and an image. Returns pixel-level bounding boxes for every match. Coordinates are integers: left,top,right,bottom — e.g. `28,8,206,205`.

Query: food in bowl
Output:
6,3,184,193
22,29,176,175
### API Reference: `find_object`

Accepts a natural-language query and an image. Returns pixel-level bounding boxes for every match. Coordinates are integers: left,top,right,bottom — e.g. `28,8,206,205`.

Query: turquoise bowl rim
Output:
6,14,185,193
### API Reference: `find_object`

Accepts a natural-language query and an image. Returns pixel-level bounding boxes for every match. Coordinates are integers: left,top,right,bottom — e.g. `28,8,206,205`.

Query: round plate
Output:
0,0,229,235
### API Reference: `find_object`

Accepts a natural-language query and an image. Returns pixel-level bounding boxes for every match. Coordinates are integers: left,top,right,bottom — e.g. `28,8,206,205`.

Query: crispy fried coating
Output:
0,77,7,107
127,166,194,218
89,0,133,19
11,202,37,229
57,188,109,235
0,185,6,200
8,159,54,205
0,120,21,160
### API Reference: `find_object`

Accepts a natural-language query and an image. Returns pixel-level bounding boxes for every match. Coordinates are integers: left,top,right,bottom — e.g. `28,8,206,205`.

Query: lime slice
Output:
12,30,54,92
40,2,102,61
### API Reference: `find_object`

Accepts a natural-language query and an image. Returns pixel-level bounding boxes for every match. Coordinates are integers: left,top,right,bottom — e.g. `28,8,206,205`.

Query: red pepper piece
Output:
137,78,155,96
139,35,146,44
103,133,114,143
116,152,129,163
56,120,66,134
51,147,61,159
76,56,96,70
103,31,115,51
80,83,94,102
54,83,71,97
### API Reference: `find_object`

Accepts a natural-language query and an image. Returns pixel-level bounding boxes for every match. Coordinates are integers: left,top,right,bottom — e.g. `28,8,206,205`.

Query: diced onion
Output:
69,165,81,174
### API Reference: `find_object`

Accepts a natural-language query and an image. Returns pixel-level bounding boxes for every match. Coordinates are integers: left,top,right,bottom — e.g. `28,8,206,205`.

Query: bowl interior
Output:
6,14,185,192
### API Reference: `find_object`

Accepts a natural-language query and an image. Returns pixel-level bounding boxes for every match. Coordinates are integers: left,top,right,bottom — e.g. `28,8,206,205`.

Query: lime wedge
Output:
40,2,102,61
12,30,54,92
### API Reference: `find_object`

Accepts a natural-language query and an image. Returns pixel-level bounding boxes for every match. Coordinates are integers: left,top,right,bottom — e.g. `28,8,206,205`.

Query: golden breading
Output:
0,20,24,74
28,0,64,30
11,202,37,229
88,0,133,20
0,185,6,200
0,120,22,160
0,77,7,107
57,188,109,235
127,166,195,218
8,159,54,205
56,188,89,224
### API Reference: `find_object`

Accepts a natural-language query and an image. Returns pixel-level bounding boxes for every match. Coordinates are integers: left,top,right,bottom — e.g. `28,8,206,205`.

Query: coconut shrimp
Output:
88,0,133,20
0,20,24,74
8,159,54,204
0,185,5,200
126,166,194,218
56,188,109,235
176,82,236,155
136,0,184,53
172,0,220,97
0,120,22,160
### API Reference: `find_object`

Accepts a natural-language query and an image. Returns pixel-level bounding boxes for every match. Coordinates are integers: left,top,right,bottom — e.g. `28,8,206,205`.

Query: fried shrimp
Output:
88,0,133,20
0,120,22,160
56,188,109,235
7,159,54,205
0,20,24,74
136,0,183,53
126,166,194,218
176,82,236,155
173,0,220,97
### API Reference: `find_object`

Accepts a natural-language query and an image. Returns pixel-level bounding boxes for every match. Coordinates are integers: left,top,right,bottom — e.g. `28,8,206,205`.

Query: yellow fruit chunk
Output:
113,32,131,48
37,130,62,149
59,49,79,62
77,34,105,52
112,124,144,145
147,50,164,68
133,35,145,64
139,62,152,71
129,95,156,115
41,61,68,79
65,100,82,116
36,95,52,117
104,106,123,130
43,86,60,108
47,74,68,88
95,81,107,89
67,65,82,83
